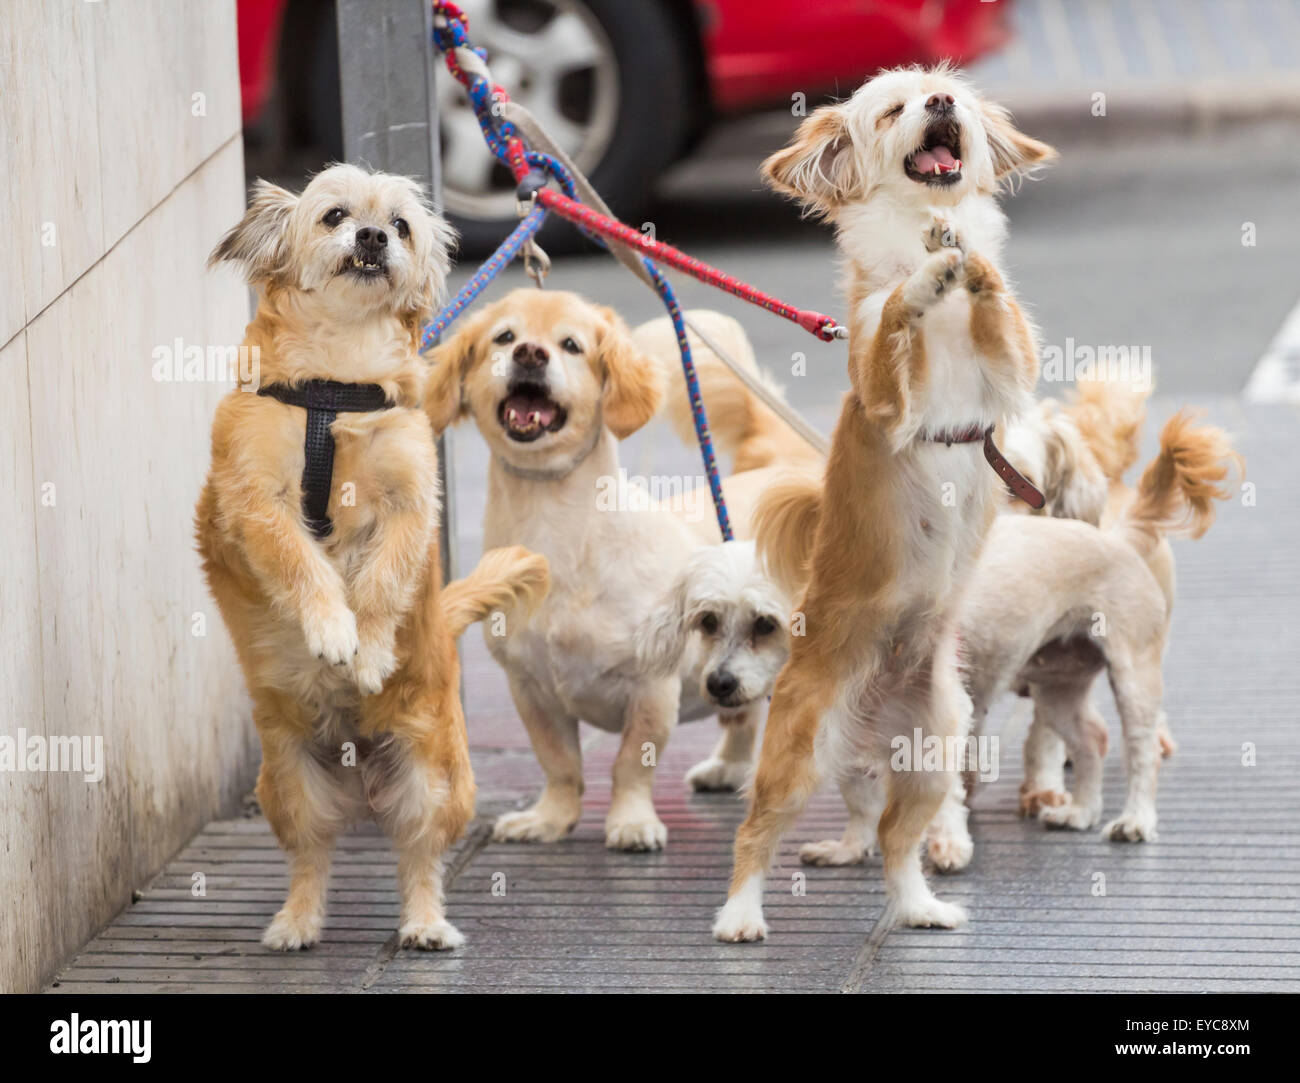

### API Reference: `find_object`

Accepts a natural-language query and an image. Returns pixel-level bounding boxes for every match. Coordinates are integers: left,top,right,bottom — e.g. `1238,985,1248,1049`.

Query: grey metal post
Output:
336,0,455,584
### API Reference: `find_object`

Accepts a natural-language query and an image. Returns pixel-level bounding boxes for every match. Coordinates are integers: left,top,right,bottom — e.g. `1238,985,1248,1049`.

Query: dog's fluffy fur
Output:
753,413,1239,862
712,66,1052,942
196,164,549,951
426,289,796,851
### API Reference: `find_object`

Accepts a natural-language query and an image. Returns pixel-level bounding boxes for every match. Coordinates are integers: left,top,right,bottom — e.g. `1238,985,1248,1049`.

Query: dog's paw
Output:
903,249,966,311
1019,785,1069,816
1103,810,1158,843
712,896,769,943
1040,800,1101,832
399,918,465,951
923,216,963,253
799,837,871,866
492,807,576,844
685,756,750,793
605,814,667,852
262,908,322,951
927,829,974,873
894,894,967,929
304,606,359,667
353,640,398,696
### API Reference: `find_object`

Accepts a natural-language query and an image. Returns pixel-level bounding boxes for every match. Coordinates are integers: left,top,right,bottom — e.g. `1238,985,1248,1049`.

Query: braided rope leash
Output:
428,1,845,538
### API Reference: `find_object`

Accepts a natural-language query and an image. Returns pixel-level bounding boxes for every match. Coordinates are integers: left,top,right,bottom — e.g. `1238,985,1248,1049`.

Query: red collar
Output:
921,424,1045,509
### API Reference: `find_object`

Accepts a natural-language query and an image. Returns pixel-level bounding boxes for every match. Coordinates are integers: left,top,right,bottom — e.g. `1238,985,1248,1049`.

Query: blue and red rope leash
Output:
424,0,844,540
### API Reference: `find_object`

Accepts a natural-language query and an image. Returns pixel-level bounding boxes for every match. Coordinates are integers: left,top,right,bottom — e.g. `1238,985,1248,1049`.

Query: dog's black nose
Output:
706,672,739,700
512,342,549,369
356,226,388,251
925,93,955,113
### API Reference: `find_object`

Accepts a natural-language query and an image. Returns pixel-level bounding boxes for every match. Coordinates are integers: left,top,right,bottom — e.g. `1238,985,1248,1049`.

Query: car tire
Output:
445,0,697,257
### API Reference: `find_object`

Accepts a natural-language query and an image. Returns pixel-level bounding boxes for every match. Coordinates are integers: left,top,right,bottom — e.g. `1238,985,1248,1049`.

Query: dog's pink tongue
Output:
506,395,557,428
913,145,959,173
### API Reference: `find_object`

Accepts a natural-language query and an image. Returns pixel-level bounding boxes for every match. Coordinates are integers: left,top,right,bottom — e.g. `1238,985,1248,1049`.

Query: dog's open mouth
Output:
497,380,567,442
905,119,963,185
339,252,388,280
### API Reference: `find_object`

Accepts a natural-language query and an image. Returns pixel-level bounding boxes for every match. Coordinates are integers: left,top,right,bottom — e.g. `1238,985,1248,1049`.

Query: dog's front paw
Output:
399,918,465,951
799,837,871,866
1019,785,1069,816
304,605,359,667
605,811,667,852
353,639,398,696
903,249,966,311
923,216,963,253
1102,810,1157,842
262,908,322,951
712,895,768,943
1040,800,1101,832
685,756,750,793
927,828,974,873
492,807,577,844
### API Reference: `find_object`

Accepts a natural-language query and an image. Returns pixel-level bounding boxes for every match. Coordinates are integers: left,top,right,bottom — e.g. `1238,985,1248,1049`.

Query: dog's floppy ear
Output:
635,569,691,676
596,306,665,439
760,104,861,217
979,101,1057,180
425,310,488,434
208,179,298,284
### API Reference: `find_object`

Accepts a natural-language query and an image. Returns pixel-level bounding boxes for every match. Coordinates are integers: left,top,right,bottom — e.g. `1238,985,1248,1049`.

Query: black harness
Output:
257,380,394,539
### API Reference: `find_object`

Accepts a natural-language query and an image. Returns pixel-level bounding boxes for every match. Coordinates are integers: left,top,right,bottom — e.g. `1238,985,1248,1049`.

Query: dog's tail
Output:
633,309,818,474
1117,411,1239,561
1066,377,1151,484
441,546,550,639
753,468,824,596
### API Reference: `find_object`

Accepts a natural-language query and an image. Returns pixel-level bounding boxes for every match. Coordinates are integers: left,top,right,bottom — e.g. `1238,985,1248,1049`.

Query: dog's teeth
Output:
507,408,519,423
955,159,962,171
934,163,941,176
527,411,540,425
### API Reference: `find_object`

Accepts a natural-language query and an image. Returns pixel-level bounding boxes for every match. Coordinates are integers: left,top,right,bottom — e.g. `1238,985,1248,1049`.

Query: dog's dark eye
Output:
493,329,515,345
322,207,348,228
560,337,582,354
392,217,410,240
700,613,719,635
753,616,777,637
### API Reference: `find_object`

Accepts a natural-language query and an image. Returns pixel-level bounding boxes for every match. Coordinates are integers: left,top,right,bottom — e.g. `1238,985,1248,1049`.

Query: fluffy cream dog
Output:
759,413,1238,867
636,540,793,792
197,164,549,951
712,65,1054,941
426,291,799,850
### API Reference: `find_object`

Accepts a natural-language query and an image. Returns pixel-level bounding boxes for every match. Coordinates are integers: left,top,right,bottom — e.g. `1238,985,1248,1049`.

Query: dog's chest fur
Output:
480,442,695,730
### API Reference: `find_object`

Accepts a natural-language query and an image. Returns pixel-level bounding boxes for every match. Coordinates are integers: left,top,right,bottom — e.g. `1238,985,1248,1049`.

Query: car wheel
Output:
438,0,695,256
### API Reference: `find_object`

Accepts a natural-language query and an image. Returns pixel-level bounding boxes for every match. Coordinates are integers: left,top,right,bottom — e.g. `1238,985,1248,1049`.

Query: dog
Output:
196,164,549,951
711,65,1054,941
636,540,793,792
755,412,1239,865
425,290,801,850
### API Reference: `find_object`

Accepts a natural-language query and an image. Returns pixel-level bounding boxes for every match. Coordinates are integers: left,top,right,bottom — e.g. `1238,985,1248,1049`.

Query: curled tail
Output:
753,468,824,595
634,309,820,473
441,546,550,639
1118,411,1240,559
1066,377,1151,483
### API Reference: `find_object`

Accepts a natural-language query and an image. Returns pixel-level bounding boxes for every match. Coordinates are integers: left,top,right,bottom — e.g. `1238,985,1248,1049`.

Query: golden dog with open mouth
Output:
196,164,548,951
712,66,1055,940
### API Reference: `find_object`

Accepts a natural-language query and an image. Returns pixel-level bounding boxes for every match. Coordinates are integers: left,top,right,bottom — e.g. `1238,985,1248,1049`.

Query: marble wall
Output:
1,0,257,992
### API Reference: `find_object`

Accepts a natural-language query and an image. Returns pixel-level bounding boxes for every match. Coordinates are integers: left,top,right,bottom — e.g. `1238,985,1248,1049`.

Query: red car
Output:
239,0,1008,251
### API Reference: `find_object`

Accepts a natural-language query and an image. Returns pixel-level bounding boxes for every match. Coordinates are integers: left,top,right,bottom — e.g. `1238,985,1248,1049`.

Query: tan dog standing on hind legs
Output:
713,66,1054,941
196,164,549,951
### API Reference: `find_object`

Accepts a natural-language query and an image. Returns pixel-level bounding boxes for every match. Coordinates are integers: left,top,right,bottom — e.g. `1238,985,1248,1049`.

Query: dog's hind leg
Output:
926,769,975,872
713,669,828,941
493,673,584,844
606,677,680,851
879,765,965,928
799,771,886,867
685,704,759,793
1102,648,1164,842
256,707,349,950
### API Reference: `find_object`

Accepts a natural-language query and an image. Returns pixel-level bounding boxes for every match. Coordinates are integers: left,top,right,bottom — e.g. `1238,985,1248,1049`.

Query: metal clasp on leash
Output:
516,170,550,288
